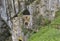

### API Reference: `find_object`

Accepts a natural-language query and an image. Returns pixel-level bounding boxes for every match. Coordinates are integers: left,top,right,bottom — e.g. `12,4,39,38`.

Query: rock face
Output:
12,17,23,41
0,15,11,41
26,0,60,29
0,0,60,41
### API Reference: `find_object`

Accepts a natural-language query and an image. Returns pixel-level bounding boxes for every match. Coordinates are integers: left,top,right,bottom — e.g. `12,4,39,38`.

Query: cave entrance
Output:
19,40,22,41
22,9,30,15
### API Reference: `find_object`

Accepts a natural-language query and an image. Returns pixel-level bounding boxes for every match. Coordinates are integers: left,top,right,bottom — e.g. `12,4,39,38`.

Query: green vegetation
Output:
28,27,60,41
28,10,60,41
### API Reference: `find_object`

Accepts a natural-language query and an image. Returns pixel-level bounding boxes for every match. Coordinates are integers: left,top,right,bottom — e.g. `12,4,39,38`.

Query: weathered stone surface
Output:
0,16,11,41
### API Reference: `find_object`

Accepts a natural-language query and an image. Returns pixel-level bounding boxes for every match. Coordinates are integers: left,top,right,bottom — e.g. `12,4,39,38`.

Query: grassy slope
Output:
28,10,60,41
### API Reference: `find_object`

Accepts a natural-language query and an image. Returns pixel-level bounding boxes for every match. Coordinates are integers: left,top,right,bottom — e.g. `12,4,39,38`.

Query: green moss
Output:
28,26,60,41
